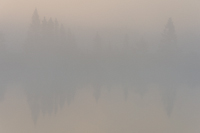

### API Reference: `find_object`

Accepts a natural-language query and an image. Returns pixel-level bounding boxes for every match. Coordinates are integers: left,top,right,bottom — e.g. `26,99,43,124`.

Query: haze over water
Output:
1,85,200,133
0,0,200,133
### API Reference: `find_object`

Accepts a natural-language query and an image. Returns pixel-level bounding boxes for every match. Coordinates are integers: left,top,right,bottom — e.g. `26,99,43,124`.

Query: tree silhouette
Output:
26,9,73,54
161,18,177,51
27,8,41,43
54,18,59,42
47,18,55,42
41,17,48,41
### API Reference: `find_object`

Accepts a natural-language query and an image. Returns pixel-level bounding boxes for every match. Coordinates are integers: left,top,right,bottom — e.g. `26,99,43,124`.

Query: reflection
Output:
1,45,200,123
20,51,199,123
161,85,177,116
0,10,200,126
0,49,200,124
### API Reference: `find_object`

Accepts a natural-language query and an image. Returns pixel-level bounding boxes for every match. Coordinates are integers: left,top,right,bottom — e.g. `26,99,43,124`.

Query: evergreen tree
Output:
47,18,55,42
54,18,59,42
161,18,177,51
28,9,41,43
41,17,48,40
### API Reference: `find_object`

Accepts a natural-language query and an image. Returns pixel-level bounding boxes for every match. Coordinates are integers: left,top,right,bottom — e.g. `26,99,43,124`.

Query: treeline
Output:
0,9,180,123
26,9,75,54
25,9,178,56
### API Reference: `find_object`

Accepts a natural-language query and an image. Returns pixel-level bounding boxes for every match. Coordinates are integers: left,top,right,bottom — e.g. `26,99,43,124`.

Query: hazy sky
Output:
1,0,200,32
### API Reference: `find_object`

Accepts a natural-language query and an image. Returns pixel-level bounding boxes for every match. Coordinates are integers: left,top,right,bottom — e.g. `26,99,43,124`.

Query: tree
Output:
41,17,48,40
161,18,177,51
47,18,54,41
54,18,59,42
27,9,41,43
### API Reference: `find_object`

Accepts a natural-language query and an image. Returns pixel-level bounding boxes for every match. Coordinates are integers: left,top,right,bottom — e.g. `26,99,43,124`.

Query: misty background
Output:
1,1,200,133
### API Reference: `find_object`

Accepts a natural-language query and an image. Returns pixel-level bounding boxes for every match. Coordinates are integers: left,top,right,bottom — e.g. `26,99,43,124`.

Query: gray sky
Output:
1,0,200,32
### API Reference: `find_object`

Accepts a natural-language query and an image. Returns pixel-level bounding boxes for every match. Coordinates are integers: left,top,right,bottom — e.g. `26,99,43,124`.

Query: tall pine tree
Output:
28,9,41,43
161,18,177,51
41,17,48,40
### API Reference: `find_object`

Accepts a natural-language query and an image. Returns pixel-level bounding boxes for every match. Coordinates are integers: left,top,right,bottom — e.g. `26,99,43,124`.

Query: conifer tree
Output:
161,18,177,51
47,18,55,42
41,17,48,40
54,19,59,42
28,9,41,43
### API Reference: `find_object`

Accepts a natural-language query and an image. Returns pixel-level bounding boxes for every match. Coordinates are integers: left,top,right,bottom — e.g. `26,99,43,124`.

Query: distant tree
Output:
26,9,70,53
41,17,48,40
27,9,41,43
54,18,59,42
161,18,177,51
47,18,54,42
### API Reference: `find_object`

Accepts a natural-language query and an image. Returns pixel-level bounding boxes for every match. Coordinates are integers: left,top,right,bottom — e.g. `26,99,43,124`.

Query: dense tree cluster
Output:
26,9,75,54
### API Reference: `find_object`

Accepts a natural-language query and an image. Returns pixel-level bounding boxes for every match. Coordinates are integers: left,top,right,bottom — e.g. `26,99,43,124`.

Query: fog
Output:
0,1,200,133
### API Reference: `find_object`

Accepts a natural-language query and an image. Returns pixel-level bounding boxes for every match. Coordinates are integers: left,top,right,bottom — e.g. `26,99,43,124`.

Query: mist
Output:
1,1,200,133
